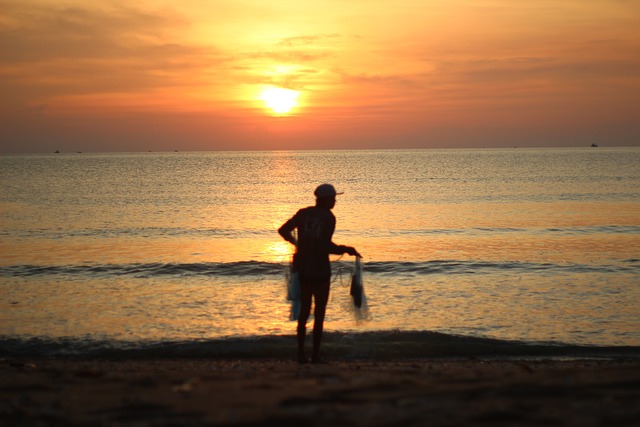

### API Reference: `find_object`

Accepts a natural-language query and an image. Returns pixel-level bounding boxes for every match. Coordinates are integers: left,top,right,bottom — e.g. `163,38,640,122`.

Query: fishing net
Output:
348,256,370,323
286,267,301,321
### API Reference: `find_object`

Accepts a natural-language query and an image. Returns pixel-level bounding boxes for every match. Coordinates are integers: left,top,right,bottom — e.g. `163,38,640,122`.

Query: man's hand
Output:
345,246,362,258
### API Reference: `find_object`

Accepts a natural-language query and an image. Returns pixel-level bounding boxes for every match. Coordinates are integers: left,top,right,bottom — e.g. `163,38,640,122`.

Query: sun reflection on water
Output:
264,241,294,263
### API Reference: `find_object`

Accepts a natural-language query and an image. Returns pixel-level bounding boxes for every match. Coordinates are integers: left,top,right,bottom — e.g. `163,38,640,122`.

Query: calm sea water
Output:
1,148,639,356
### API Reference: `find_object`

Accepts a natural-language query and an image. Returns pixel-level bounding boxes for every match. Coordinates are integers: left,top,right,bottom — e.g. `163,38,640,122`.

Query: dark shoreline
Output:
3,331,639,361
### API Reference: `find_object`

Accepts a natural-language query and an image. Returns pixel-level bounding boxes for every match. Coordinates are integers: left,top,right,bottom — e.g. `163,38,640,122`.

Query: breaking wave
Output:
2,225,639,240
1,259,638,279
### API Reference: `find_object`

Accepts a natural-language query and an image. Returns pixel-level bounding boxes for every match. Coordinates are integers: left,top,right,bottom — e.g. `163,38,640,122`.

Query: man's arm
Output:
330,243,362,257
278,215,298,246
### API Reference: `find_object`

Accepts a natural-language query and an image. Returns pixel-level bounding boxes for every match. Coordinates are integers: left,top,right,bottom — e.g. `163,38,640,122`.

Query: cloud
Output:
0,0,228,106
1,1,187,62
276,34,341,47
336,70,421,89
244,50,333,63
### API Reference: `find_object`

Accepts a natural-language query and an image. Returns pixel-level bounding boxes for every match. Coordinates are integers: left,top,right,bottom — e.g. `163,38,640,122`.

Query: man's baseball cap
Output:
314,183,343,198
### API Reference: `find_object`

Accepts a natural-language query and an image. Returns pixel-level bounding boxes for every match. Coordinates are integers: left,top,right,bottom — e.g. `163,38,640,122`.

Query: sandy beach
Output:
2,357,639,426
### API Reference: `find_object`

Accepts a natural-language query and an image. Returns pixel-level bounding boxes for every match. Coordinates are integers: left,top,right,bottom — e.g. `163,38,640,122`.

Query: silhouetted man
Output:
278,184,361,363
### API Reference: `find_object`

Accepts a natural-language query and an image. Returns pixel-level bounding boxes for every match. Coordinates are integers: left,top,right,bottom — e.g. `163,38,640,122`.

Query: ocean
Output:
1,148,639,359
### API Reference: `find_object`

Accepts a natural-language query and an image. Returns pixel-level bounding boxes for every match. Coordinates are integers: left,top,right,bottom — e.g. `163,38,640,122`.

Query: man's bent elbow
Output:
278,227,295,245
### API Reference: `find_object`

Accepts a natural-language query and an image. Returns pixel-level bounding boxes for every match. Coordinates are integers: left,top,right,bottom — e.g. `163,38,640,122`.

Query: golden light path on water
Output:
3,201,638,266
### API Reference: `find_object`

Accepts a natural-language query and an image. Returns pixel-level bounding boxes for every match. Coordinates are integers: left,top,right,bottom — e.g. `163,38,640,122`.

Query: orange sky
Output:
1,0,639,153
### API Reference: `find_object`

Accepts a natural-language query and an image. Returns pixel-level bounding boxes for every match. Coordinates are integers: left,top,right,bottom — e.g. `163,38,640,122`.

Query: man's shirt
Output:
279,206,342,280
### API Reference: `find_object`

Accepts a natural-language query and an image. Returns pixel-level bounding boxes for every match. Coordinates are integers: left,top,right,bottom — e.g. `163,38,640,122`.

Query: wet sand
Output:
2,357,639,426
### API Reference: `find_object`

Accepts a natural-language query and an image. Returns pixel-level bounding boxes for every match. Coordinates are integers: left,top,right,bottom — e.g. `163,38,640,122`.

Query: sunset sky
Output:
1,0,639,153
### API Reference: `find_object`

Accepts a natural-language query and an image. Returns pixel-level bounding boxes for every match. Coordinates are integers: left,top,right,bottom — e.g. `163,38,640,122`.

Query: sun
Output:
259,87,299,115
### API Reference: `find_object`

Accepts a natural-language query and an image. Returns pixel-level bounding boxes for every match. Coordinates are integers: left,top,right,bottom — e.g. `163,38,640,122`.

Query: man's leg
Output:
297,280,313,363
311,280,330,362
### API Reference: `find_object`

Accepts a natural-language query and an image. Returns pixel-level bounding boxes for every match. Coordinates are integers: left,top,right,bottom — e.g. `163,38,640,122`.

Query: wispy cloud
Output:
276,34,341,47
0,1,228,105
